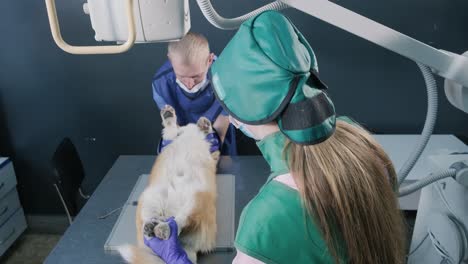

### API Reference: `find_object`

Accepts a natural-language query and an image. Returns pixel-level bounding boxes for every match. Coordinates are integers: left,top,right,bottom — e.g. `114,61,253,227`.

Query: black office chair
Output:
51,138,89,225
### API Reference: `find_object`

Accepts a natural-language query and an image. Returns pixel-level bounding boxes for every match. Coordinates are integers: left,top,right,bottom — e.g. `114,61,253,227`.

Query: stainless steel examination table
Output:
44,135,468,264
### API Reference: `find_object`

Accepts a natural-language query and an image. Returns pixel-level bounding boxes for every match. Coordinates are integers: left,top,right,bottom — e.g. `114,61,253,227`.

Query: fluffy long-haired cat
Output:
118,105,218,263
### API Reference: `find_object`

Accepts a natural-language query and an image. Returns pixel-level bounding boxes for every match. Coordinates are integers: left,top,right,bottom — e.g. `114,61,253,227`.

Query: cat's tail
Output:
117,244,164,264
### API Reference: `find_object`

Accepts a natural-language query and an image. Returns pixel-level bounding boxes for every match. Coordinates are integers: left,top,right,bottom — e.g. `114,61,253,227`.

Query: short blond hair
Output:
168,32,210,65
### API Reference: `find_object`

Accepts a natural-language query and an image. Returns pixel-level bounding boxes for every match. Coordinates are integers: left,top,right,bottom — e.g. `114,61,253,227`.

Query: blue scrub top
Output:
152,60,237,156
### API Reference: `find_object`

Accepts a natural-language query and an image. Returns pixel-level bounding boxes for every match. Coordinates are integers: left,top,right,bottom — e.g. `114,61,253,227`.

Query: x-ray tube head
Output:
84,0,191,43
444,51,468,114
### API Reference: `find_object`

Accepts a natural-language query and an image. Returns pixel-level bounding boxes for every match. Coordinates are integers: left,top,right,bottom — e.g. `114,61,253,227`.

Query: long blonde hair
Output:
286,120,406,263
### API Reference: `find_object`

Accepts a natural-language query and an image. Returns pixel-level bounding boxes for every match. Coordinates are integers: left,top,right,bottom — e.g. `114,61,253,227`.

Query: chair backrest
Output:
51,138,85,216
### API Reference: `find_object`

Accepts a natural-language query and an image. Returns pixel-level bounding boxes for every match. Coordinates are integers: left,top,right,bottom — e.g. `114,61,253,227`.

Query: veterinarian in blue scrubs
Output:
152,32,236,155
144,11,406,264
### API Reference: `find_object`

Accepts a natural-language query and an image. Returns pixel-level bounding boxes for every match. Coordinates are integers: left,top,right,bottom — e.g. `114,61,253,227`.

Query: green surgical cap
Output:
211,11,336,145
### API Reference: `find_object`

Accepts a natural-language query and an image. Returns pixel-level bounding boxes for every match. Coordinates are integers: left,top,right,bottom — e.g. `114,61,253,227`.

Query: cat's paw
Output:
154,222,171,240
161,105,177,127
143,218,159,237
197,117,212,134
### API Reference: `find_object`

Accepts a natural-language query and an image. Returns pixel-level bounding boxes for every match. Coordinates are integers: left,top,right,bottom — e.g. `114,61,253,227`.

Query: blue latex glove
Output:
206,131,221,153
158,138,173,153
158,131,220,154
144,217,193,264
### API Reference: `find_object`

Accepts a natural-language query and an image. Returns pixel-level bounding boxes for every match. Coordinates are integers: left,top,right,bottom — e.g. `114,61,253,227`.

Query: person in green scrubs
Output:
211,10,407,264
143,10,407,264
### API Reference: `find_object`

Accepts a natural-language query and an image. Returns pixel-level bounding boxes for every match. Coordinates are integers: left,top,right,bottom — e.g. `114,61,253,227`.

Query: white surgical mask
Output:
176,78,210,94
238,124,257,140
229,116,258,140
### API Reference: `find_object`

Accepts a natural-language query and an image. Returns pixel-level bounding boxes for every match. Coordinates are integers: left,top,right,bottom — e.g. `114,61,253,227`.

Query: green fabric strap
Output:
256,132,289,178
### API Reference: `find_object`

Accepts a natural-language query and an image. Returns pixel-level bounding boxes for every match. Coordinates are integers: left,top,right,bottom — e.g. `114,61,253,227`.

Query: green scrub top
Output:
234,132,347,264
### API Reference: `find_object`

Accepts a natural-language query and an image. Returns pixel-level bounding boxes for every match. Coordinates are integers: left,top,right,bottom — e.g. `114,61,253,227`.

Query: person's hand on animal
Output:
158,131,221,154
206,130,221,153
158,138,174,153
144,217,193,264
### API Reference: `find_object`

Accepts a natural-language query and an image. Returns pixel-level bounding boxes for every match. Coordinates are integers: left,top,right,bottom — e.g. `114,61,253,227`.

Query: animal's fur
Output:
118,105,218,264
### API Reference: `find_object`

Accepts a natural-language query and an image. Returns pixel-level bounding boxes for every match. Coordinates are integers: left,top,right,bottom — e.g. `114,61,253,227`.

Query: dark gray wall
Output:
0,0,467,214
